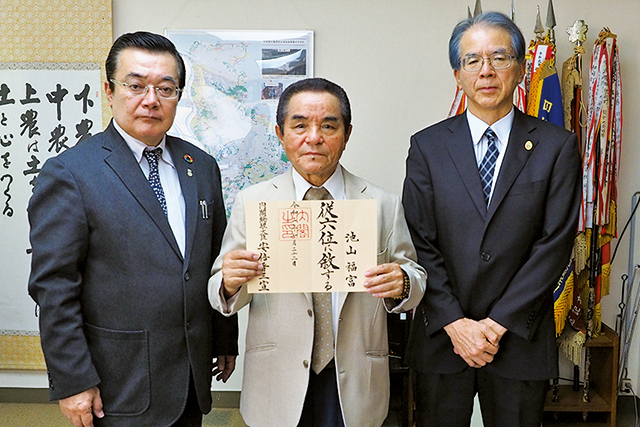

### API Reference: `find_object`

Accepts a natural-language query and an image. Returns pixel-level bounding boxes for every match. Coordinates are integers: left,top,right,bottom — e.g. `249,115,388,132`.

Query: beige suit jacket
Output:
209,167,426,427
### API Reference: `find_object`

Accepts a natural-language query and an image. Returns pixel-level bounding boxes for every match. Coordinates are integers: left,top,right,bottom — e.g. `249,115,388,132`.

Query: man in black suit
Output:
28,32,238,427
402,12,581,427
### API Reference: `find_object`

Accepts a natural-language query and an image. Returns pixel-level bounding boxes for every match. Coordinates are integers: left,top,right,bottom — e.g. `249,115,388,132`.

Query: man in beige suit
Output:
209,77,426,427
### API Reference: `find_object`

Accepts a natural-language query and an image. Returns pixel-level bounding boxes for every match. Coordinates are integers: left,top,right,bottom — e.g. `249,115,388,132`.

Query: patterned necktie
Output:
479,127,499,205
143,148,168,217
304,186,334,374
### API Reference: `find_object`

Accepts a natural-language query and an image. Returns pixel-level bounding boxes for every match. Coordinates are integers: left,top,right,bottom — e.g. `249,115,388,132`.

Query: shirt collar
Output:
113,119,173,167
466,108,515,148
292,164,345,201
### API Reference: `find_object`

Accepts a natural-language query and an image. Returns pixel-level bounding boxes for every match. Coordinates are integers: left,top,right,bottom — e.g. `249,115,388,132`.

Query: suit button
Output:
184,272,190,281
421,308,429,326
186,322,191,330
303,360,309,369
307,309,313,317
481,252,491,261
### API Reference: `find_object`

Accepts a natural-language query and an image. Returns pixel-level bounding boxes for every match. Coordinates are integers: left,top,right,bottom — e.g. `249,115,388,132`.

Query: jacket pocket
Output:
509,179,546,196
245,343,277,353
366,350,390,420
84,323,150,416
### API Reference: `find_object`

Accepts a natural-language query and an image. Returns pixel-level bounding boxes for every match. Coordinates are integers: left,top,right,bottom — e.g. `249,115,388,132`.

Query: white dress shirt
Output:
113,120,186,257
466,108,515,205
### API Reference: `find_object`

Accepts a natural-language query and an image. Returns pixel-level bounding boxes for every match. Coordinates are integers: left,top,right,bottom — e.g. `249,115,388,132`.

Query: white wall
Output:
3,0,639,416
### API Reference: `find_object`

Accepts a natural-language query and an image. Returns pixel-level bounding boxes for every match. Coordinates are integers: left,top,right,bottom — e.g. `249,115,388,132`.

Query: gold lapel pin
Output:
187,168,193,177
525,141,533,151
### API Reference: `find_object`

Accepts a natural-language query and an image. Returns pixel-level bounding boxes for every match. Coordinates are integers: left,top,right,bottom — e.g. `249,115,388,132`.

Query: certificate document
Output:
245,199,377,293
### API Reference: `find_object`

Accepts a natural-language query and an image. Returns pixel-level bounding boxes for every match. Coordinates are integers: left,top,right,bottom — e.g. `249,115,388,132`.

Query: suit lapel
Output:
102,123,182,259
166,138,197,264
487,110,538,219
268,170,296,197
445,115,488,217
343,169,368,199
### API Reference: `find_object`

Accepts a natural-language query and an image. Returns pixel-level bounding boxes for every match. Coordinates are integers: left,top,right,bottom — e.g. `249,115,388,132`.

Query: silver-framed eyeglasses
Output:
460,53,514,72
109,78,182,99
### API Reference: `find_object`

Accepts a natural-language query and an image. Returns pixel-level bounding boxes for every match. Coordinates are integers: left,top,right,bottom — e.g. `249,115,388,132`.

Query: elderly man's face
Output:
105,48,179,146
276,91,352,187
454,25,525,124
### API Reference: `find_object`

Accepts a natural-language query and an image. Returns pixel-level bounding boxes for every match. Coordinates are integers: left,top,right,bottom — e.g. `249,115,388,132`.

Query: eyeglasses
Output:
460,53,514,72
109,78,182,99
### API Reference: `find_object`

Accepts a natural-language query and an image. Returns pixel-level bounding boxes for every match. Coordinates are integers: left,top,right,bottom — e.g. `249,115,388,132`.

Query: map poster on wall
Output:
165,30,314,216
0,64,102,365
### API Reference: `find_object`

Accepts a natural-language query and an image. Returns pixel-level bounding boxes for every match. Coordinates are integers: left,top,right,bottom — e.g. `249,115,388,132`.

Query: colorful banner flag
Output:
575,28,622,337
447,85,466,118
526,43,564,127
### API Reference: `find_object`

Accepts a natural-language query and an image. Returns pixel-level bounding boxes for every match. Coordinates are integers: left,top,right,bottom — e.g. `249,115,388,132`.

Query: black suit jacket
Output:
28,121,238,426
402,109,581,380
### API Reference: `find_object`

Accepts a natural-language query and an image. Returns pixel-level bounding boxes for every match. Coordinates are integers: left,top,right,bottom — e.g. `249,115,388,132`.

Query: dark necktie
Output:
143,148,168,217
303,186,334,373
479,128,499,205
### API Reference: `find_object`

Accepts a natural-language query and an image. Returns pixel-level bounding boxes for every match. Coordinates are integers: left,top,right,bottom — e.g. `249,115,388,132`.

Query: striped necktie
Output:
479,127,499,205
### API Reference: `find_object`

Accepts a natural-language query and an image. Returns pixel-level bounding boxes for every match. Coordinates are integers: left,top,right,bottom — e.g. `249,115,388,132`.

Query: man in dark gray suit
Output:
28,32,238,427
402,12,581,427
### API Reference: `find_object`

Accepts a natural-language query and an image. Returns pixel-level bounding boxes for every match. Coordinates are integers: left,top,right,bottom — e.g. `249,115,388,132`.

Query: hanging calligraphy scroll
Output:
0,0,111,372
0,63,102,369
245,199,377,293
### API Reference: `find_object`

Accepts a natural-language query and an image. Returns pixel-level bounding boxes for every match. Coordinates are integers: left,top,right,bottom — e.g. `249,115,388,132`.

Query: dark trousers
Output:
298,360,345,427
172,372,203,427
414,367,547,427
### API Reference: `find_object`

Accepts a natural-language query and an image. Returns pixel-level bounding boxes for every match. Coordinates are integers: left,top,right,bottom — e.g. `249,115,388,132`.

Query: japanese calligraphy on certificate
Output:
245,199,377,293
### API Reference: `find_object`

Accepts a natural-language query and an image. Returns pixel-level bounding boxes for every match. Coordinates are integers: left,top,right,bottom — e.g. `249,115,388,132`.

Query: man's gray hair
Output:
448,11,526,70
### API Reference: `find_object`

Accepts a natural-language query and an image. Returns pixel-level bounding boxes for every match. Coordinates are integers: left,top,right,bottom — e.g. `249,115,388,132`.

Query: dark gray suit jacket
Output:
402,109,581,381
28,121,238,426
